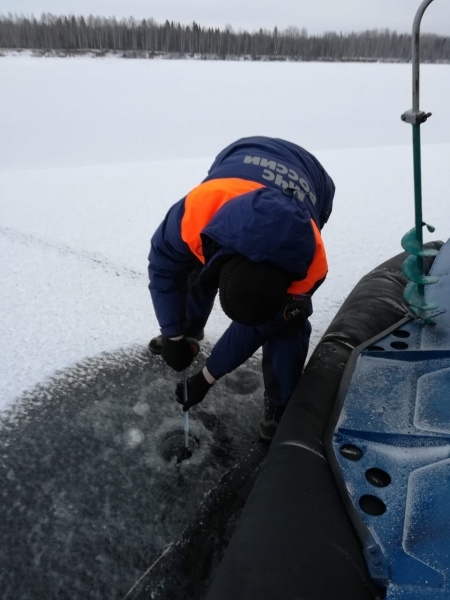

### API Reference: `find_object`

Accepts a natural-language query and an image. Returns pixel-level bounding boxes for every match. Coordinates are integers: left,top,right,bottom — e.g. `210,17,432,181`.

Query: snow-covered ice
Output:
1,56,449,598
1,57,449,411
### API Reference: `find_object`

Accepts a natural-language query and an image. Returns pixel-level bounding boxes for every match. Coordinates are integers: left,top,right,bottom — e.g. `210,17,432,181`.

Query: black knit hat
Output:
219,256,289,325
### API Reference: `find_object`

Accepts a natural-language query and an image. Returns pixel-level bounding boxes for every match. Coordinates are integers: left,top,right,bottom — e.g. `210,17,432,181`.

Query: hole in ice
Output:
365,467,391,488
222,369,262,395
367,345,385,352
158,429,200,464
359,494,386,516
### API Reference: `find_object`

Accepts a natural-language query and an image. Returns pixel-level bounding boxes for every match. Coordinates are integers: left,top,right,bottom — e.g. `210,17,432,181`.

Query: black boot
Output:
259,395,286,442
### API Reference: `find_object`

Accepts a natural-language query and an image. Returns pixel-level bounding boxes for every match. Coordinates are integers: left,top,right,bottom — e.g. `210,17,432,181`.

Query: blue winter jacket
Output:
148,137,335,379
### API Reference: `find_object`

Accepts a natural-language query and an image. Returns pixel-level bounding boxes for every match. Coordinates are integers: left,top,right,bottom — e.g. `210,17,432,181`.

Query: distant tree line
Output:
1,13,449,62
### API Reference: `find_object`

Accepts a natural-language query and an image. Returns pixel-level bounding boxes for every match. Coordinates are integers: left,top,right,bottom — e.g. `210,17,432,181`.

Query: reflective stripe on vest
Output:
287,218,328,294
181,178,265,261
181,177,328,295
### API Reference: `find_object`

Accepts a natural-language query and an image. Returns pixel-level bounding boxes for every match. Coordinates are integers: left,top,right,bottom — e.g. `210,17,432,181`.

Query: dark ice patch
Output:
0,344,263,599
222,369,262,395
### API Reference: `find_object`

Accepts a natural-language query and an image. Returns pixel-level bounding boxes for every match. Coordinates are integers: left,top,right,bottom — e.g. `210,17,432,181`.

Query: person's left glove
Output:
161,337,200,372
283,295,310,323
175,370,213,411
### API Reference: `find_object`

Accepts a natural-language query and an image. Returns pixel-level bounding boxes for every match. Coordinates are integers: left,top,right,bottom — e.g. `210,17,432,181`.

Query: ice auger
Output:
400,0,439,323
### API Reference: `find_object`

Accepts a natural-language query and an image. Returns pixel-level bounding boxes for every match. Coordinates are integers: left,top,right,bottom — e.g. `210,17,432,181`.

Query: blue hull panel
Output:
330,239,450,598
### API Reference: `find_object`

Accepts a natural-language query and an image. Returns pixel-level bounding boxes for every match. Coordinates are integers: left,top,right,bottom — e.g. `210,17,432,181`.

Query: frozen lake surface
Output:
1,56,449,597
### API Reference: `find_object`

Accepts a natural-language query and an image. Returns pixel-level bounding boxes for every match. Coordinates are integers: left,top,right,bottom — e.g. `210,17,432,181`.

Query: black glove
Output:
161,337,200,372
175,370,213,411
283,296,310,323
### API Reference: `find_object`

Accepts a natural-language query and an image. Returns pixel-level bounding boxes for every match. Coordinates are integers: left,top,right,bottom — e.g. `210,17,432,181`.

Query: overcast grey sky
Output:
0,0,449,36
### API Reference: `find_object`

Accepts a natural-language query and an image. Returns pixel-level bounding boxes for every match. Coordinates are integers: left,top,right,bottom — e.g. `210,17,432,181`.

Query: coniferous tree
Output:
0,13,449,63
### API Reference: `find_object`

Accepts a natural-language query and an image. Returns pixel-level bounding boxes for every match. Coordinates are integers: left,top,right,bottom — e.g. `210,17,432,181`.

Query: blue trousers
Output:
185,277,312,406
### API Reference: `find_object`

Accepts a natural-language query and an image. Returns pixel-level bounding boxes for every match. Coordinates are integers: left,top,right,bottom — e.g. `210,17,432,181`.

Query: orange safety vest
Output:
181,177,328,295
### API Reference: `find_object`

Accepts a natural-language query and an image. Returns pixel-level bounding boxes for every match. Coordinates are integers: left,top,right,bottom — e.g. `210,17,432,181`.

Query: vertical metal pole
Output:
412,123,425,286
411,0,435,115
411,0,434,282
400,0,437,321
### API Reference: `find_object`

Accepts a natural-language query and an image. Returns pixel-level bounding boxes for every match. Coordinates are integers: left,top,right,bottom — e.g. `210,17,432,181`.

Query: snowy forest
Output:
1,13,450,62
